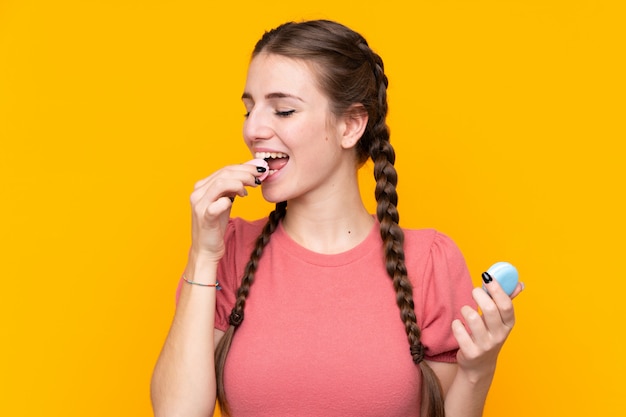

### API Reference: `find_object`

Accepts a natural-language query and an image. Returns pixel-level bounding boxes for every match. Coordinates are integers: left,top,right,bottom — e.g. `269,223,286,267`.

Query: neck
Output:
282,186,375,254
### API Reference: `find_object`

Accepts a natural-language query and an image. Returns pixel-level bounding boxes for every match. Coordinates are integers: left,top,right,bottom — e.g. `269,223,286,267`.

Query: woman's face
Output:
242,53,356,204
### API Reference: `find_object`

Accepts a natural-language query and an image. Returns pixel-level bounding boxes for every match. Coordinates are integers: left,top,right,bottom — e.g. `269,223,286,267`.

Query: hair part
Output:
215,20,445,417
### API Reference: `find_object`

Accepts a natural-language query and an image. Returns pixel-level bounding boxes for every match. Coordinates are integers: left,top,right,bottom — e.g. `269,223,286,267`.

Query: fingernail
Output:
256,166,267,173
255,177,262,185
481,272,493,284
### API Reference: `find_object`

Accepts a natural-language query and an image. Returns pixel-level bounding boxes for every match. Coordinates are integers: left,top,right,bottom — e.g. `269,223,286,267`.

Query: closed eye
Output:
243,110,294,118
275,110,295,117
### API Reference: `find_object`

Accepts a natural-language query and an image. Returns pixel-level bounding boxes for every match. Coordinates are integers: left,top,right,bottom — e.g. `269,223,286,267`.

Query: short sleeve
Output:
415,232,476,363
173,218,262,332
213,219,240,331
213,218,266,331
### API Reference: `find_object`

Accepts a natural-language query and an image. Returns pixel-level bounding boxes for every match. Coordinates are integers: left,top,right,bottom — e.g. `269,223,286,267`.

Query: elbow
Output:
150,372,215,417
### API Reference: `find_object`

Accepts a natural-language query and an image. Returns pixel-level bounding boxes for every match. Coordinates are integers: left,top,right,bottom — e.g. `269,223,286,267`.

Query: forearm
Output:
443,366,495,417
151,259,219,417
443,278,523,417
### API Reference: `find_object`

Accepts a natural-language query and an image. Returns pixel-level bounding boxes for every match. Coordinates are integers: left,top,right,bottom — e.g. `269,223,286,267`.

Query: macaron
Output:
244,158,269,182
482,261,519,296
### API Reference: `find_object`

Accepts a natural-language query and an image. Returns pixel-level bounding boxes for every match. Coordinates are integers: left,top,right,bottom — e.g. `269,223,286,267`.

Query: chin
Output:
261,185,301,205
260,189,284,204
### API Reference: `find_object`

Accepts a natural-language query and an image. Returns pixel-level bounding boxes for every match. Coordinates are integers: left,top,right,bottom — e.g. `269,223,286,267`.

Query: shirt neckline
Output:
272,218,381,267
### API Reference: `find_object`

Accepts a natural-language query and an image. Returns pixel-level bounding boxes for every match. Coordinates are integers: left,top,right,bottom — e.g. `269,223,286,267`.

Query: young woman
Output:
151,19,522,417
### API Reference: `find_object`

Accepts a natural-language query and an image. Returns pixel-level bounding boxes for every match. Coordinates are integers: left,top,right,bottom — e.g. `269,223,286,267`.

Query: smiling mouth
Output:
255,152,289,175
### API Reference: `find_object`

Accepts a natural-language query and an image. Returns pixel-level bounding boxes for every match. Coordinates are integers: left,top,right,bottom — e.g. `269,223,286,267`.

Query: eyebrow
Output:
241,92,304,102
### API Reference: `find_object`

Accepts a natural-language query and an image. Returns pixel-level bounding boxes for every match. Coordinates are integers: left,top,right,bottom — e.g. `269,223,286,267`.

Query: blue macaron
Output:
483,261,519,296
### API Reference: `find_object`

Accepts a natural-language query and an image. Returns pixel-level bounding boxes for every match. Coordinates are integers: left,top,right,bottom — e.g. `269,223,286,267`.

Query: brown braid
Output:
214,201,287,416
363,42,446,417
371,136,445,417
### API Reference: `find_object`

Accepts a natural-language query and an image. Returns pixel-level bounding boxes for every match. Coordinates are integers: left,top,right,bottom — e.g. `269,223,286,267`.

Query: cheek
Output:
300,115,335,143
242,122,252,147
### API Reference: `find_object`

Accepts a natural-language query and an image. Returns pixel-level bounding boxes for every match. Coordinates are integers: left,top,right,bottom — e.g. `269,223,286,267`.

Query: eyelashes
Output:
275,110,295,117
243,109,296,118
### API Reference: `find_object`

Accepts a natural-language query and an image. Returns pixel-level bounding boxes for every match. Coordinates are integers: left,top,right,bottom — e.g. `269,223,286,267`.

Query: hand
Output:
188,163,264,262
451,279,524,381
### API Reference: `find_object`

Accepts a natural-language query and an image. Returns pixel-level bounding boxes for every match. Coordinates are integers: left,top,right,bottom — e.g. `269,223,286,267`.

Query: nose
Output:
243,108,274,144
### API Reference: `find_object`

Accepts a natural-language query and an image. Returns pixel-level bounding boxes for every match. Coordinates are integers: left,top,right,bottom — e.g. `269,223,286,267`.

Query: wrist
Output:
185,252,221,281
455,364,496,387
188,245,223,265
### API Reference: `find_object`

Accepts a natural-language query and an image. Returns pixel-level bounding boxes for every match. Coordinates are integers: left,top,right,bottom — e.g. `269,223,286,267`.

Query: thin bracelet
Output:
182,275,222,290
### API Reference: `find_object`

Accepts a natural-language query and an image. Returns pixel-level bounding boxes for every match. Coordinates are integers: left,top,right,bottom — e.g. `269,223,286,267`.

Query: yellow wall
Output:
1,1,624,415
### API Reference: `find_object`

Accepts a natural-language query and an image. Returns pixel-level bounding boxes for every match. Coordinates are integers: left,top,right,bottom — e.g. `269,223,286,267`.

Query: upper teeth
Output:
255,152,288,159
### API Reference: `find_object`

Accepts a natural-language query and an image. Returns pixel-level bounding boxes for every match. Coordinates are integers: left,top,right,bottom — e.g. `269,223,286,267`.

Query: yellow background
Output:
1,0,624,415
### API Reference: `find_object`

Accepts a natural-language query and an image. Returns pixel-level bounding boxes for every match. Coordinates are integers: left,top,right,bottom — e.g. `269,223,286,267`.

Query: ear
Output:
340,104,368,149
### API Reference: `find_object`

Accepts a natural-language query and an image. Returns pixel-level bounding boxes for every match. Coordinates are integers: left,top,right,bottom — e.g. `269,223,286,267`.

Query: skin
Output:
242,53,375,253
150,52,523,416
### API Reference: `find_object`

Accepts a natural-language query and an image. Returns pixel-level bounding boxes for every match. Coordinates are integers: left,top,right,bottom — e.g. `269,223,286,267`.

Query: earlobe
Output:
341,104,368,149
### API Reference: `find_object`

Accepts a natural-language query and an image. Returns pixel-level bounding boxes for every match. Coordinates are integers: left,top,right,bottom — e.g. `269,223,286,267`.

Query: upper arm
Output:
214,328,225,351
426,360,458,398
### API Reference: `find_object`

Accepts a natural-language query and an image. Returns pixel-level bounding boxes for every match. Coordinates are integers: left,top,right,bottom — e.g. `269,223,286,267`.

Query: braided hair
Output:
215,20,445,417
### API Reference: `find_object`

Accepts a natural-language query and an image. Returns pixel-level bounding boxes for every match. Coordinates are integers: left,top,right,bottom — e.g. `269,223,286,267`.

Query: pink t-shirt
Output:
210,217,475,416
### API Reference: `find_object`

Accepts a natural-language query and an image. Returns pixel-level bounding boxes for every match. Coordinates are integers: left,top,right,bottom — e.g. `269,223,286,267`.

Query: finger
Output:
471,287,506,334
204,196,235,218
451,318,478,356
459,303,489,345
244,159,269,182
194,164,264,190
191,181,239,223
191,176,250,207
509,282,525,299
476,282,516,329
193,165,241,190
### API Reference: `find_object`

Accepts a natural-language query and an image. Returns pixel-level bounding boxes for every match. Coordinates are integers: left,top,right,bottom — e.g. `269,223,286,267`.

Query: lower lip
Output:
264,170,278,182
263,166,284,183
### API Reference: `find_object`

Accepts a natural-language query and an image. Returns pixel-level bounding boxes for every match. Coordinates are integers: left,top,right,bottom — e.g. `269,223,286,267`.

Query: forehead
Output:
243,53,325,100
